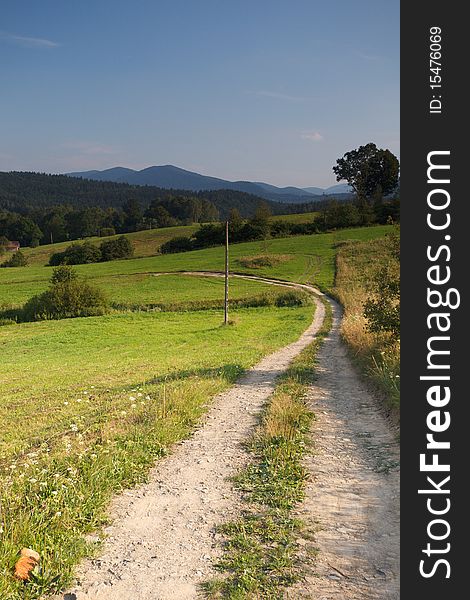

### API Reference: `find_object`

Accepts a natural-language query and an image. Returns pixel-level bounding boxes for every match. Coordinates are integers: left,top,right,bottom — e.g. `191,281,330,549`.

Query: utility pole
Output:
224,220,229,324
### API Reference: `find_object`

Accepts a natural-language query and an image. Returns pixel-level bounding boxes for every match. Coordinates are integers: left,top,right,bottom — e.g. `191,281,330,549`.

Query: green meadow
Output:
0,224,393,598
1,225,392,307
20,213,320,268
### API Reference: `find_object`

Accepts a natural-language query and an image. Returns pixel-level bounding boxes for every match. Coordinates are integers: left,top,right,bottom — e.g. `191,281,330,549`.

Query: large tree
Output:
333,143,399,200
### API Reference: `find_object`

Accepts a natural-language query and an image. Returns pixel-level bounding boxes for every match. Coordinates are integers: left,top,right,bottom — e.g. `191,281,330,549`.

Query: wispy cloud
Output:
0,31,60,48
60,141,120,156
247,90,311,102
301,131,323,142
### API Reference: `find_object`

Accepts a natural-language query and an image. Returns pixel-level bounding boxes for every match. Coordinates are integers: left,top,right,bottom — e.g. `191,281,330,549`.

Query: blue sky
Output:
0,0,399,187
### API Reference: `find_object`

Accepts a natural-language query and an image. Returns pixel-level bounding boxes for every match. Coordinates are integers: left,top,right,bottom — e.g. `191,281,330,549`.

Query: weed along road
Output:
56,275,399,600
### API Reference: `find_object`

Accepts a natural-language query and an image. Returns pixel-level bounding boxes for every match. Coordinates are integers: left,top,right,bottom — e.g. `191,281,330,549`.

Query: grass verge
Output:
204,298,332,599
334,231,400,412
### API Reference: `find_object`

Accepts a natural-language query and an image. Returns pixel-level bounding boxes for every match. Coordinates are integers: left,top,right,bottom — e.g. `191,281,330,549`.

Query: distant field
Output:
269,211,318,223
21,224,200,267
1,226,393,307
20,213,318,267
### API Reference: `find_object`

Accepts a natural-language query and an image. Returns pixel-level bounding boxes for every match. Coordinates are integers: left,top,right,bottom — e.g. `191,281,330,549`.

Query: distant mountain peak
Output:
67,165,353,204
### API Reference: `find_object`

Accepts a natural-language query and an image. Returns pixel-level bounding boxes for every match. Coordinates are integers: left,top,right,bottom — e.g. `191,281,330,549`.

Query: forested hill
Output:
0,171,319,218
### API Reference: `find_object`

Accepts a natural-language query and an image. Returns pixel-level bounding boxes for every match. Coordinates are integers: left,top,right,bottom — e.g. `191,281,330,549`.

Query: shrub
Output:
23,267,109,321
0,318,17,327
160,236,194,254
1,250,28,268
274,290,311,307
100,227,116,237
50,265,78,284
49,242,102,266
238,254,290,269
99,235,133,261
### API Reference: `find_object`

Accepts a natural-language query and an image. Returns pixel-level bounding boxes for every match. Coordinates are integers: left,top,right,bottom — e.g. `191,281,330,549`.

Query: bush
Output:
23,266,109,321
1,250,28,268
49,241,101,266
160,236,194,254
99,235,133,261
100,227,116,237
50,265,78,284
274,290,311,307
0,318,17,327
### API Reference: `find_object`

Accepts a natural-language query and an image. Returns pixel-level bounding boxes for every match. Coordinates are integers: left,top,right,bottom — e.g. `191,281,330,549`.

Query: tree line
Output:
0,172,326,248
160,195,400,255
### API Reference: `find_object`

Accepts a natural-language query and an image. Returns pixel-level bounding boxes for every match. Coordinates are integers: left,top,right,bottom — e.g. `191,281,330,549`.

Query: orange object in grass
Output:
14,548,40,581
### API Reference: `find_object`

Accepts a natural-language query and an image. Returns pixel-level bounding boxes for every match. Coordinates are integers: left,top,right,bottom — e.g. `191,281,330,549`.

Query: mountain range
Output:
67,165,352,203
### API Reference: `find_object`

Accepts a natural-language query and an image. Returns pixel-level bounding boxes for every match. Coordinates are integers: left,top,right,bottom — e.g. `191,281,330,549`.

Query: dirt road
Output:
289,298,400,599
59,279,325,600
59,276,399,600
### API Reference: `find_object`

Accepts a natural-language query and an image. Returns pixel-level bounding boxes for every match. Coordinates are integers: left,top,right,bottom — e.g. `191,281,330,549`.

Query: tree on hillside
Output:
333,143,399,201
123,198,143,232
144,202,178,228
0,235,9,255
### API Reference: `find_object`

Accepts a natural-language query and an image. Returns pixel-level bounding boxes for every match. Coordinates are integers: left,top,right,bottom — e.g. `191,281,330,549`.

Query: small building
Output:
6,241,20,252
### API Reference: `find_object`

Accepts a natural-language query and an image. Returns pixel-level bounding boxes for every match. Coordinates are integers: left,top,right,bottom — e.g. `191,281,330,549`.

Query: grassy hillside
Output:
2,226,393,308
269,211,318,223
21,224,200,267
20,213,319,268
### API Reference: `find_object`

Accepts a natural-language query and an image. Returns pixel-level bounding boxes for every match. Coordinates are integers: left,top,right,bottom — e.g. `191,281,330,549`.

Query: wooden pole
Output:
224,220,229,324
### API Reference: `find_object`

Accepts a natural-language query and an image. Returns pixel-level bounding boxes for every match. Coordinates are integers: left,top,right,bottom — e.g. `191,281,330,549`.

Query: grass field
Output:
20,212,318,268
21,224,201,267
0,224,395,598
0,304,313,598
269,211,318,223
1,225,393,308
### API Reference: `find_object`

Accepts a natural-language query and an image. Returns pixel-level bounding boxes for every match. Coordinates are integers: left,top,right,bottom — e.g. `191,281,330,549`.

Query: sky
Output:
0,0,399,188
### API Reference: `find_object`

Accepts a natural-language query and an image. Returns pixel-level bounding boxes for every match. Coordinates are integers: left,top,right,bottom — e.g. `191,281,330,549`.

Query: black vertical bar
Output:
401,3,466,597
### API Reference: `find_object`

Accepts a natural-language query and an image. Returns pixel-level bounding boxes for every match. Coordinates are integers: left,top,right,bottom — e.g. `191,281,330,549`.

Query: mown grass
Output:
334,232,400,411
204,299,332,599
1,226,394,308
0,274,283,316
0,305,313,599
